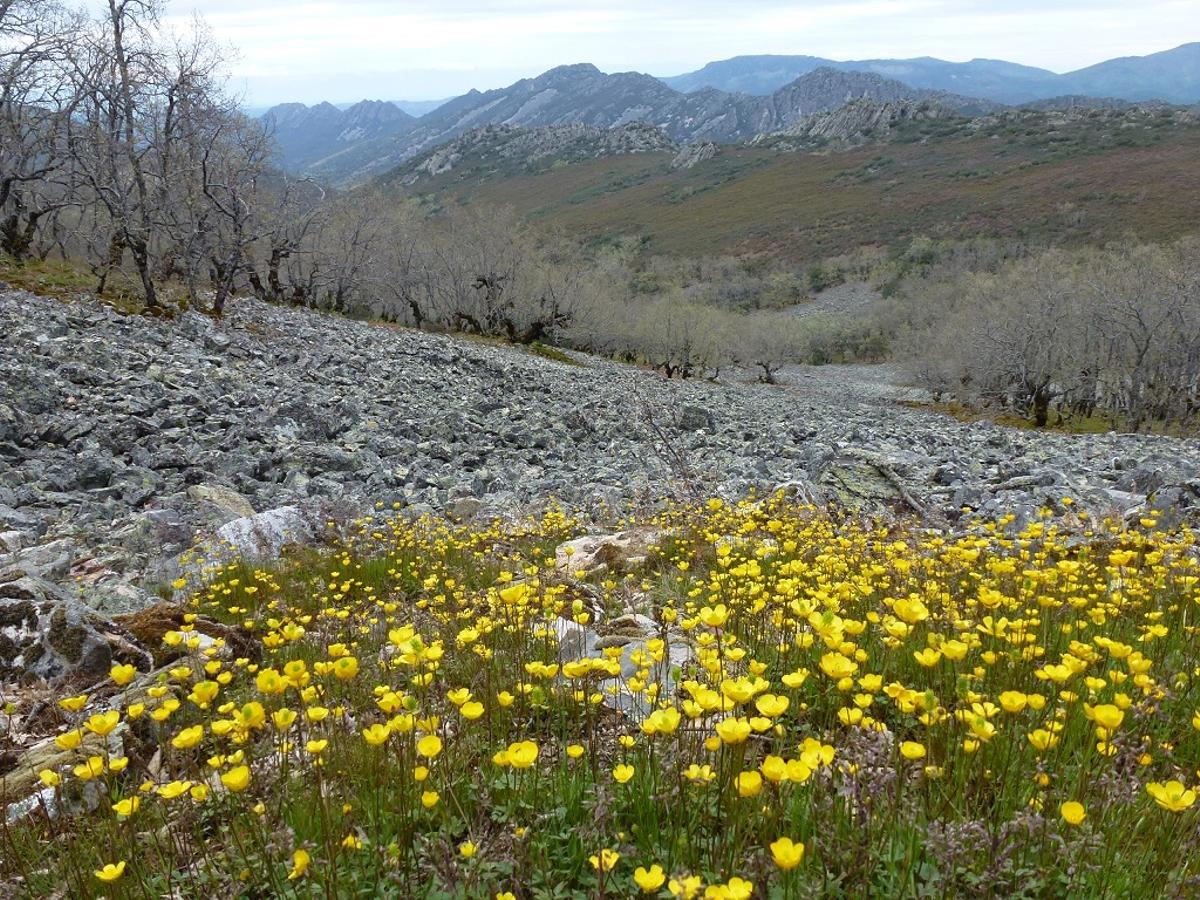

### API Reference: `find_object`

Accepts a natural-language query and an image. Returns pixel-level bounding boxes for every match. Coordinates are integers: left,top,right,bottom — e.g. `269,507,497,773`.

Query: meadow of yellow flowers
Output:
7,492,1200,898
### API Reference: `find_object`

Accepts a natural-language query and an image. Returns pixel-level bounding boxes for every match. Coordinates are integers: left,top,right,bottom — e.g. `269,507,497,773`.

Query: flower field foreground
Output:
6,495,1200,898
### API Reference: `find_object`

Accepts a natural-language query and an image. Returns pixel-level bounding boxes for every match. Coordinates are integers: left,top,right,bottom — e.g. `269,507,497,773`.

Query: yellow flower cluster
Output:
21,496,1200,896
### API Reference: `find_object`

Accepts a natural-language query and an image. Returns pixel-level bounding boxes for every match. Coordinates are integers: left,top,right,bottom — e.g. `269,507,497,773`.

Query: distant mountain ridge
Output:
662,43,1200,104
262,65,996,184
261,99,415,171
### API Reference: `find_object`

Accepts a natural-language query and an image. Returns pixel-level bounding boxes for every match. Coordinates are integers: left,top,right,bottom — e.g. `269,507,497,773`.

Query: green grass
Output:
455,331,584,366
527,342,582,366
0,255,185,313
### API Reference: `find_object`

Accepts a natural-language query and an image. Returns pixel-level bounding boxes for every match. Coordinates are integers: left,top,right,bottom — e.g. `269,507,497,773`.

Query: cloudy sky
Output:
156,0,1198,106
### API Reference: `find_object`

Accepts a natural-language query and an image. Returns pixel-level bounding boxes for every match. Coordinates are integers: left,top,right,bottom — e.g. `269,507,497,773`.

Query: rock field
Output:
1,288,1197,674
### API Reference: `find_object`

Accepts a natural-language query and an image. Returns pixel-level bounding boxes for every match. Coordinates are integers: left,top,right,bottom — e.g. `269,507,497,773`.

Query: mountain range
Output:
261,99,415,172
257,43,1200,185
260,65,997,184
663,43,1200,104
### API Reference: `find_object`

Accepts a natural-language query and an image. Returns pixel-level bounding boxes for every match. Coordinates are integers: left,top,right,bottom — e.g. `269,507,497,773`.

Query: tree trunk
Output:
1032,386,1050,428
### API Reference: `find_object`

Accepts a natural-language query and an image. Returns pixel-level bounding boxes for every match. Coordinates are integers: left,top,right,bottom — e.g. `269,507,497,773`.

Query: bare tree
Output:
0,0,81,259
201,114,271,316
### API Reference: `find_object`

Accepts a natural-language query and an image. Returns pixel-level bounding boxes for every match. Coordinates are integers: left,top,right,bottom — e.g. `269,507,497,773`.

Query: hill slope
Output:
3,288,1196,609
1059,42,1200,102
261,100,415,171
395,106,1200,261
396,122,677,186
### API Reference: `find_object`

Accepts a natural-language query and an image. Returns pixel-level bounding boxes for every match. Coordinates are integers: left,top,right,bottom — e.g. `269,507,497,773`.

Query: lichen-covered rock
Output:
186,483,256,521
815,452,905,515
0,575,151,683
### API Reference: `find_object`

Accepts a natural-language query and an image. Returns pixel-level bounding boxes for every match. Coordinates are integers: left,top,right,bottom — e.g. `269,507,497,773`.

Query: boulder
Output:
212,505,322,561
0,575,151,683
555,527,663,576
811,450,931,519
0,531,26,554
186,483,256,520
1147,480,1200,528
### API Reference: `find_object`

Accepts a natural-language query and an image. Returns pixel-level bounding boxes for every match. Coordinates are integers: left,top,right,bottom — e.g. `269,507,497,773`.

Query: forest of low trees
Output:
3,1,1197,431
884,240,1200,431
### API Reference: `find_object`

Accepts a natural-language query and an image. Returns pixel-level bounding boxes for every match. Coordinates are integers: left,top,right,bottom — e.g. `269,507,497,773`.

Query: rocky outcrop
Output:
401,122,676,184
670,141,718,169
0,573,151,682
759,98,956,149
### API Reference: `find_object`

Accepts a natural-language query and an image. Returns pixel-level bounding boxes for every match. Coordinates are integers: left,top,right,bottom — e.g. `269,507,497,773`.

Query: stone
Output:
2,539,75,581
0,575,151,682
445,496,483,521
814,452,905,516
212,505,321,561
0,531,26,553
1147,481,1200,528
555,528,663,575
187,483,256,519
552,617,599,661
677,404,715,433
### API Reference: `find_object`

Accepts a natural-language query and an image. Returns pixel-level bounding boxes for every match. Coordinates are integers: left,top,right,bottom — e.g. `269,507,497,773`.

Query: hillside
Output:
1061,42,1200,102
664,42,1200,104
396,122,677,185
393,105,1200,262
3,289,1200,896
3,286,1197,611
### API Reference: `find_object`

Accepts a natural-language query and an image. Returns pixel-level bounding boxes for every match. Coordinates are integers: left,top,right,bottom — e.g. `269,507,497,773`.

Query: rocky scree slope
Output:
1,289,1198,673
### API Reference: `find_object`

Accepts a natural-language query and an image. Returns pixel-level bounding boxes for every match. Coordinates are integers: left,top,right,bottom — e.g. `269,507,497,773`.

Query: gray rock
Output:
677,404,715,433
0,531,27,553
212,505,322,561
186,483,256,520
0,575,151,682
555,528,663,575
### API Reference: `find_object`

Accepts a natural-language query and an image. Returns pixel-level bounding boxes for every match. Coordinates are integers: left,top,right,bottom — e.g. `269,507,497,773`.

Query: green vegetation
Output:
7,497,1200,897
898,400,1199,437
0,255,142,311
397,124,1200,264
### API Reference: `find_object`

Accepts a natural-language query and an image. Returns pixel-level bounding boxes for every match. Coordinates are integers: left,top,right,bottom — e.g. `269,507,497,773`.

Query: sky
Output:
156,0,1200,106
